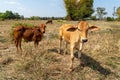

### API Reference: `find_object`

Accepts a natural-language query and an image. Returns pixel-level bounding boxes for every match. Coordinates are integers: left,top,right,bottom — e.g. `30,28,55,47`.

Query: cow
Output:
45,20,53,24
13,24,46,52
59,21,100,71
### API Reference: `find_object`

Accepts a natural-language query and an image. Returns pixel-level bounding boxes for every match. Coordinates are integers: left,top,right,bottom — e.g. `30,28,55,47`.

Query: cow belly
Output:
23,37,33,42
23,34,33,41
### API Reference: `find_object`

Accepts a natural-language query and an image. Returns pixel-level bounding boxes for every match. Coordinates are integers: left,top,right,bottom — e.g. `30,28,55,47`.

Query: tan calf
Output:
59,21,99,71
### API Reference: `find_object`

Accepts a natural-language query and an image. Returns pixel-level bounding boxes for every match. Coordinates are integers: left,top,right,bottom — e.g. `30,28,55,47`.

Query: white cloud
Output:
4,1,20,5
4,0,27,11
17,7,26,11
49,0,58,7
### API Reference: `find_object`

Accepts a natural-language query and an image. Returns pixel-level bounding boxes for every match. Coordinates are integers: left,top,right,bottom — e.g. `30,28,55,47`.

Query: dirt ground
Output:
0,20,120,80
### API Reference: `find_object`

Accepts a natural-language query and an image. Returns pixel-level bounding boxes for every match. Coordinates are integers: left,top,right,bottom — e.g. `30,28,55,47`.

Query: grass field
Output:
0,20,120,80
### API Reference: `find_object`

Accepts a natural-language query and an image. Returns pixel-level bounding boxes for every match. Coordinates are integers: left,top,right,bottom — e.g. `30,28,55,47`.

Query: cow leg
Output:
17,37,22,55
64,41,67,55
78,43,84,66
36,42,39,47
59,37,62,54
69,44,74,71
19,37,22,51
15,39,19,52
34,42,37,48
34,41,38,48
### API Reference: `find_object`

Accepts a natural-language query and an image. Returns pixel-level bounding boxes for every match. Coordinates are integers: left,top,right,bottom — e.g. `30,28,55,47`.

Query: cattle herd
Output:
13,20,99,71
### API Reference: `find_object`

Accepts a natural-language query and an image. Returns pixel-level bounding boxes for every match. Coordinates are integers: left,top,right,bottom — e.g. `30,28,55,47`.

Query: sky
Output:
0,0,120,17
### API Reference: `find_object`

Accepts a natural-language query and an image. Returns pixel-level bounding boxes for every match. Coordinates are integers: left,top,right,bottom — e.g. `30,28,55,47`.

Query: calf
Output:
13,24,46,52
59,21,99,71
45,20,53,24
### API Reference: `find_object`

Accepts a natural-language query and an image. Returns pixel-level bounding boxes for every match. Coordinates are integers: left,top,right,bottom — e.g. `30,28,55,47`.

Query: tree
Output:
116,7,120,20
0,13,4,18
14,13,20,19
78,0,94,19
20,15,24,19
96,7,107,20
64,0,94,20
0,10,24,20
29,16,40,20
90,15,97,20
0,12,5,20
4,10,15,19
64,0,77,20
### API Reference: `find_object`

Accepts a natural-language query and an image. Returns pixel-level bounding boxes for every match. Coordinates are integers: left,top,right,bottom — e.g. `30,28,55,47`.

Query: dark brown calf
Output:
45,20,52,24
13,24,46,52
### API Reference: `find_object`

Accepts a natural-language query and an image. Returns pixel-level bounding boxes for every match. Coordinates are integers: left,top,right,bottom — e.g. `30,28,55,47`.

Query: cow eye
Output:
78,28,82,31
37,29,40,32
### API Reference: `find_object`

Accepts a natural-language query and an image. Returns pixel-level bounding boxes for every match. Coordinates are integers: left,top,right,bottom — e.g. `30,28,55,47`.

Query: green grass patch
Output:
49,33,58,39
0,36,7,43
10,23,35,39
12,22,35,28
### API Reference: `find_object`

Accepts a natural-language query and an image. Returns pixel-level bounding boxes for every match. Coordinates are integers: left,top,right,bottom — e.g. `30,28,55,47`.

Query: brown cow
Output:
59,21,100,71
45,20,53,24
13,24,46,52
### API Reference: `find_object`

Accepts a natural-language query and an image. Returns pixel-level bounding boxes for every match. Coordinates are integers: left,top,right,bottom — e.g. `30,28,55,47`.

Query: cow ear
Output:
89,26,100,31
67,28,76,31
66,25,78,31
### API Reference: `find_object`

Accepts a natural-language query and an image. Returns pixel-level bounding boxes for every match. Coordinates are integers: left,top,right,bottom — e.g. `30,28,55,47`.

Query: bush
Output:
90,16,97,20
116,18,120,21
0,18,4,21
10,23,35,39
12,23,35,28
106,17,114,21
29,16,40,20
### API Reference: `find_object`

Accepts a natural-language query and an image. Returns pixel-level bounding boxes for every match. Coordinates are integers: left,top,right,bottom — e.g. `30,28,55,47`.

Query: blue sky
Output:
0,0,120,17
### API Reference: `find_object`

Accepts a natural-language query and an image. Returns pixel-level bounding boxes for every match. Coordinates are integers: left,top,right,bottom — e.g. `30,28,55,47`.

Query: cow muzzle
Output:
43,31,45,33
81,38,88,43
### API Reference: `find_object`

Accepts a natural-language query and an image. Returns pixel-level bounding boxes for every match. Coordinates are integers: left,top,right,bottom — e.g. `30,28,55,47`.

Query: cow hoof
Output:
69,68,73,72
58,51,61,54
58,50,62,54
64,51,68,55
79,62,85,68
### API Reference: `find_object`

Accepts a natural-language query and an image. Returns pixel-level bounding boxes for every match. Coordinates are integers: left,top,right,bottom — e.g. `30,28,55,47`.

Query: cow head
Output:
38,24,46,33
77,21,100,43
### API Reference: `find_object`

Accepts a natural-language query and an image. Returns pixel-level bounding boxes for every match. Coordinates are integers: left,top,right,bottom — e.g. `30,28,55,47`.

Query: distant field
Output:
0,20,120,80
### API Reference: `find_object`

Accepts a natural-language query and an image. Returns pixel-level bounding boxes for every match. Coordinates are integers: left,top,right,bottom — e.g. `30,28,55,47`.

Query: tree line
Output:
0,10,24,20
0,10,65,21
28,16,65,20
1,0,120,21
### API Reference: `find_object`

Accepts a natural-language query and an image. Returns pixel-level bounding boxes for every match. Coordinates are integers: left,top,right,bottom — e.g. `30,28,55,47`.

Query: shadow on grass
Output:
74,52,111,76
47,48,64,55
47,48,111,76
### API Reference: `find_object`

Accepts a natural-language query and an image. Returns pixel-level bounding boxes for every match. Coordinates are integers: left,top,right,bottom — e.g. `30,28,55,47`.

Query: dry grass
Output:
0,20,120,80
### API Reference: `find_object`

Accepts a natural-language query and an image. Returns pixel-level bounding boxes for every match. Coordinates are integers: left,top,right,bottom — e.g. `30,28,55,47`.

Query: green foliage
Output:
10,23,35,37
0,36,7,43
116,18,120,21
64,0,94,20
116,7,120,19
12,23,35,28
0,18,5,21
4,11,15,19
0,12,5,20
0,10,24,20
29,16,40,20
96,7,107,20
90,16,97,20
106,17,114,21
